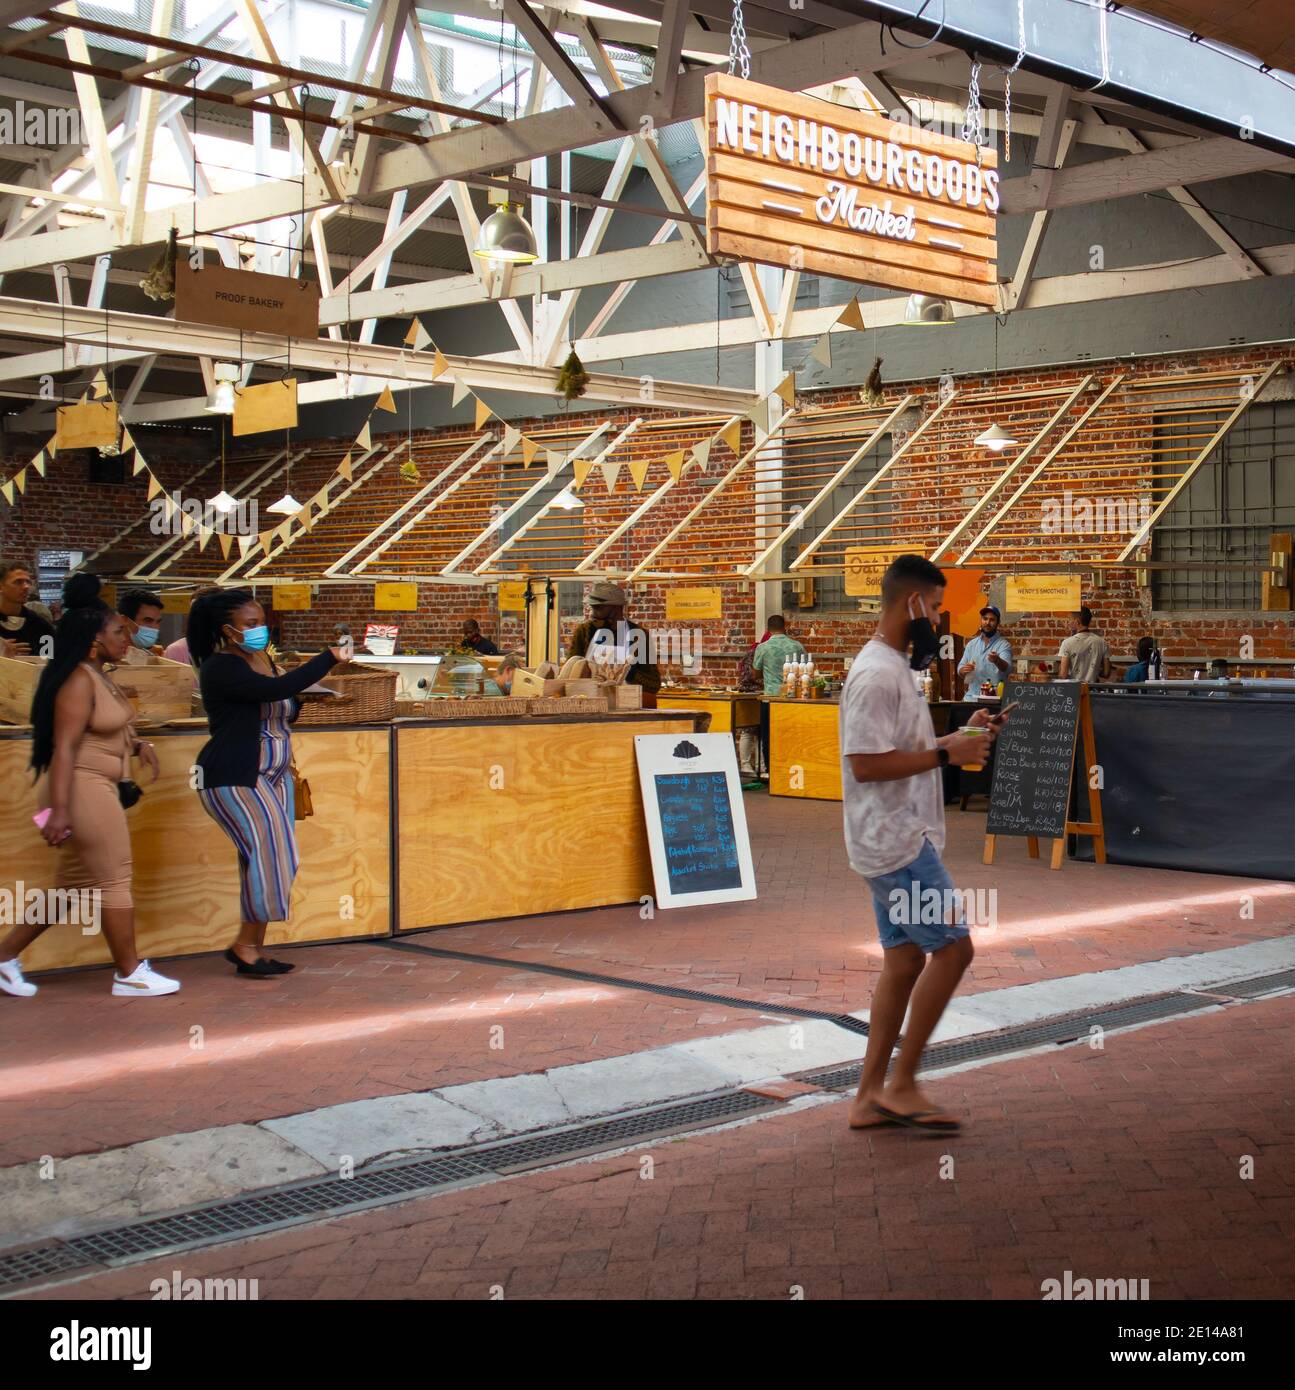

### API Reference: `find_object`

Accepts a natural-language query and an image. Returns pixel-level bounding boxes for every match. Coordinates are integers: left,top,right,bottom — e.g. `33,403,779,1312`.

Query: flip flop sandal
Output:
871,1103,961,1133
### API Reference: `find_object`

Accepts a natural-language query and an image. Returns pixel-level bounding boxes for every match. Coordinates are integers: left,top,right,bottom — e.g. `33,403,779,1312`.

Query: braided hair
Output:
30,573,111,776
186,587,255,667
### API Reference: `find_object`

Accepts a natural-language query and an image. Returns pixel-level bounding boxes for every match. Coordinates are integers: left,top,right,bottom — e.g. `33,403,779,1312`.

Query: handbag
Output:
118,780,143,809
290,762,313,820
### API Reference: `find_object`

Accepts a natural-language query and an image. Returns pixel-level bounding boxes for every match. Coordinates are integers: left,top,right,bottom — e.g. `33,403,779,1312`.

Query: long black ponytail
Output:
186,587,254,667
30,573,111,776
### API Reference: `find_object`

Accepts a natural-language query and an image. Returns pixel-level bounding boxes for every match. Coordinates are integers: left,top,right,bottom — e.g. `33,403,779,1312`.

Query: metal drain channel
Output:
378,937,872,1037
5,969,1291,1295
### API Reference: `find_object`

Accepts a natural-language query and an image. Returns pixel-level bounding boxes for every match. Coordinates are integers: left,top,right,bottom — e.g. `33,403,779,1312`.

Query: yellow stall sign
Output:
497,580,528,612
273,583,312,611
1005,575,1081,612
844,546,907,597
159,592,192,615
665,587,723,620
375,582,418,612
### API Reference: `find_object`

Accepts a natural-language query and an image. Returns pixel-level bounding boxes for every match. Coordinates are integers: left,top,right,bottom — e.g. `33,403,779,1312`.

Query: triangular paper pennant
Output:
810,333,833,367
163,495,178,520
32,450,47,477
277,522,292,545
338,452,353,481
146,472,162,500
259,530,275,553
720,419,743,456
0,480,13,506
13,468,26,495
572,457,594,488
238,534,255,557
180,510,195,535
546,449,565,477
47,439,58,458
521,437,541,467
474,397,493,430
132,452,147,475
451,379,470,408
692,438,712,471
775,372,796,407
412,322,431,352
218,532,234,560
121,429,136,454
665,449,686,481
91,370,109,399
629,456,650,491
749,397,771,439
601,459,622,492
431,350,448,380
502,425,521,456
197,524,212,552
403,318,420,346
837,297,866,330
375,385,397,413
356,421,371,451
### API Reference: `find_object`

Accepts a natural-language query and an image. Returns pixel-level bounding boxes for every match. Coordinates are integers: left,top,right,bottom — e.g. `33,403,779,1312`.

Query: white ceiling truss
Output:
0,0,1290,418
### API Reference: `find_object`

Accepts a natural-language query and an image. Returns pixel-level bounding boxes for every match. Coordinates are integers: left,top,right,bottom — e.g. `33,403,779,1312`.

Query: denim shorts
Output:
865,838,972,954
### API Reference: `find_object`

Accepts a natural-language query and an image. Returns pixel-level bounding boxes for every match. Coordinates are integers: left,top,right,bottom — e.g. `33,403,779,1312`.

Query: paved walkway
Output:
25,993,1295,1301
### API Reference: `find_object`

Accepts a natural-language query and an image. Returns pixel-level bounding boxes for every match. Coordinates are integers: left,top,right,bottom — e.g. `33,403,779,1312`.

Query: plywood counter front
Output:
767,698,843,801
1,709,700,970
656,691,761,733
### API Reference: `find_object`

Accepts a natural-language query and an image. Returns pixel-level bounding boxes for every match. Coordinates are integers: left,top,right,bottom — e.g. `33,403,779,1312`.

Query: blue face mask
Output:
238,625,270,652
133,626,160,649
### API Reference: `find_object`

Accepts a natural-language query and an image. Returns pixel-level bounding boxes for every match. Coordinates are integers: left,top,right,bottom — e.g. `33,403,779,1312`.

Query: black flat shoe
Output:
223,948,280,978
263,957,295,974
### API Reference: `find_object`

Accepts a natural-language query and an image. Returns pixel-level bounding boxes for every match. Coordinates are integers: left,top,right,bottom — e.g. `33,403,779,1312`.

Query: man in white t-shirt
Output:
839,554,1007,1133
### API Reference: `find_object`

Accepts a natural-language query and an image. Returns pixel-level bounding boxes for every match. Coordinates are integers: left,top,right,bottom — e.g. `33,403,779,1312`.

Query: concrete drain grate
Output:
1200,967,1295,1000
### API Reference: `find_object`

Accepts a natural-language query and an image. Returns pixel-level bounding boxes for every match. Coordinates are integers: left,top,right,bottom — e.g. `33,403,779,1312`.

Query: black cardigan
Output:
196,650,336,789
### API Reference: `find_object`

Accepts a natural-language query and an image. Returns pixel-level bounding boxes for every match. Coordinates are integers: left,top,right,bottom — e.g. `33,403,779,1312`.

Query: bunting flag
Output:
749,396,771,440
356,421,371,451
375,385,397,413
276,521,292,545
572,457,594,488
237,534,256,558
474,396,493,430
146,473,162,501
338,452,353,481
218,532,234,560
431,350,448,380
13,469,26,495
522,437,541,467
629,456,650,490
91,369,109,399
451,378,470,408
502,425,521,456
0,480,12,505
179,510,196,536
691,438,712,472
810,333,833,367
403,318,421,346
411,320,431,351
775,373,797,407
601,459,622,492
197,524,212,552
720,419,743,456
259,530,275,553
132,452,147,476
837,296,866,330
120,429,136,455
545,449,565,477
32,450,47,478
665,449,686,481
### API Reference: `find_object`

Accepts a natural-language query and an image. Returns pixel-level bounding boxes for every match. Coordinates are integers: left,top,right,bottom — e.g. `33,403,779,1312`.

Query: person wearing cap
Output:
568,581,661,705
957,605,1012,700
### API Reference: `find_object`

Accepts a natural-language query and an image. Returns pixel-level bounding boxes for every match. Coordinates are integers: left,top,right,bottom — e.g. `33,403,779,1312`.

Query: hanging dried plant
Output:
139,228,179,301
557,348,590,402
861,356,885,406
399,458,421,484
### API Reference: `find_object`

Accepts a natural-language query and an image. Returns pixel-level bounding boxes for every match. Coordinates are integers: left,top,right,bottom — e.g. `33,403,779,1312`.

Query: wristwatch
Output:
936,747,950,768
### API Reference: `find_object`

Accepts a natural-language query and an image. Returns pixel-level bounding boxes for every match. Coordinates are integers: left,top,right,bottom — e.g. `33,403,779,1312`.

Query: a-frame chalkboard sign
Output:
983,680,1106,871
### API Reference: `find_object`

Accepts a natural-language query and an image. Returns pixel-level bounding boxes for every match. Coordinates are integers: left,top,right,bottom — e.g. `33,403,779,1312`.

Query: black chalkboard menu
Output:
635,733,756,907
654,772,742,894
986,680,1082,839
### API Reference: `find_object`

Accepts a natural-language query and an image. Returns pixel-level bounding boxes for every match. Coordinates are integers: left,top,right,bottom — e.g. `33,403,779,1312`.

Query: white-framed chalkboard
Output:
634,732,757,909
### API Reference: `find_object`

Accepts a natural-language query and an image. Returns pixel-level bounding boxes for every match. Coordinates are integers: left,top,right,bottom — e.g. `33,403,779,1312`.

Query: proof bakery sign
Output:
705,73,998,308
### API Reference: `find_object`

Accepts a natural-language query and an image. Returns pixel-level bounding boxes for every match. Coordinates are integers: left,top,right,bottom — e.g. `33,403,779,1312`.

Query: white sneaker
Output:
111,959,180,997
0,958,37,997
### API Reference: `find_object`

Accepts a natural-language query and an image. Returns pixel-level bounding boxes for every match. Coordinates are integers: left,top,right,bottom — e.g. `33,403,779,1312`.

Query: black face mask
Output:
907,596,940,671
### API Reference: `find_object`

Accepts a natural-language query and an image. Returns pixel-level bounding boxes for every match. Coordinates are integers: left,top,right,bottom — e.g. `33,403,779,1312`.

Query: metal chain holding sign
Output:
728,0,750,79
960,58,984,151
1001,0,1027,164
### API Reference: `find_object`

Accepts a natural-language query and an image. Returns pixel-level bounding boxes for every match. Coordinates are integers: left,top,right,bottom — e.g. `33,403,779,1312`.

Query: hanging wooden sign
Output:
665,587,723,620
497,580,528,612
272,583,312,611
1005,574,1081,612
174,261,320,337
55,399,118,450
844,545,908,597
232,378,298,437
375,582,417,612
704,73,998,308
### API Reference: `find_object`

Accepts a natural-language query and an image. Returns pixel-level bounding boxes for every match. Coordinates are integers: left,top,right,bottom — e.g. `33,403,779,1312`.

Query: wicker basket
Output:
395,696,532,719
296,668,398,725
529,695,610,716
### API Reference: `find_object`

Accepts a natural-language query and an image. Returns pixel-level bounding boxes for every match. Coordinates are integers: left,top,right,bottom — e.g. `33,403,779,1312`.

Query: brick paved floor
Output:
2,797,1291,1165
29,993,1295,1301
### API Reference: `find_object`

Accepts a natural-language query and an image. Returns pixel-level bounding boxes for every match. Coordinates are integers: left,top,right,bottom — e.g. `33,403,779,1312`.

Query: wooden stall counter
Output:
656,689,761,734
2,707,703,970
767,696,843,800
